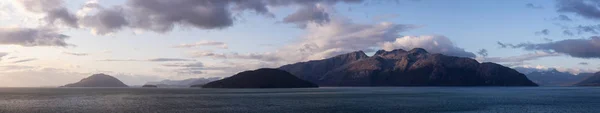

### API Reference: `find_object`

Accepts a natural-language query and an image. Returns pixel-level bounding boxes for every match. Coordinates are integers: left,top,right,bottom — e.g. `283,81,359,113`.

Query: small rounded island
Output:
142,85,158,88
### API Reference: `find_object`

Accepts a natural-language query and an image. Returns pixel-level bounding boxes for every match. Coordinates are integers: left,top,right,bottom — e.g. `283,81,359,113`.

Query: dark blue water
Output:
0,87,599,113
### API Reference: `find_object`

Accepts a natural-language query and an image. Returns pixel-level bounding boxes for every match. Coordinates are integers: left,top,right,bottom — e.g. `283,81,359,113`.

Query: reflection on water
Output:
0,87,599,113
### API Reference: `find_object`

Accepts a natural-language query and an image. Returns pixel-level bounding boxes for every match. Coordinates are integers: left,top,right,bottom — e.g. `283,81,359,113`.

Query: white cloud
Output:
381,35,476,58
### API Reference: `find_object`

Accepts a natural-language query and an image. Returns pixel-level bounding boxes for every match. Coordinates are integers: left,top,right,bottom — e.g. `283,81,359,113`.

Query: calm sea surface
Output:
0,87,599,113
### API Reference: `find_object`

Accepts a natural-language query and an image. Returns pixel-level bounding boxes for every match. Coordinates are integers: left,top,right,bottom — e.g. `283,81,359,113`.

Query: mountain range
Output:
575,72,600,86
279,48,538,86
522,69,594,86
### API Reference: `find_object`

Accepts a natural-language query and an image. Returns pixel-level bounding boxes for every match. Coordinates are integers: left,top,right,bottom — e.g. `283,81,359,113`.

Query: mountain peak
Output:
374,49,408,59
408,48,429,54
332,50,368,60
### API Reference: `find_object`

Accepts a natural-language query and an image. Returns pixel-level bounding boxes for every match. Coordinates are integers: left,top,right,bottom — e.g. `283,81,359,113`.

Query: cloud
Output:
14,0,78,27
535,29,550,35
123,0,363,33
0,52,7,61
190,17,417,63
147,58,194,62
555,15,573,21
0,27,71,47
477,49,488,57
575,24,600,34
11,58,37,64
525,3,543,9
498,36,600,59
78,6,129,35
190,51,280,62
478,51,561,63
556,0,600,20
579,62,589,65
0,65,35,72
282,4,330,27
162,62,204,67
381,35,476,58
62,52,88,56
563,30,575,36
173,40,228,49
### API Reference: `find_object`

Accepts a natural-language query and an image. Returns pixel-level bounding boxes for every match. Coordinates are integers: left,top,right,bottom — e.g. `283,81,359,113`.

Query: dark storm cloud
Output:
556,0,600,20
0,27,71,47
498,36,600,58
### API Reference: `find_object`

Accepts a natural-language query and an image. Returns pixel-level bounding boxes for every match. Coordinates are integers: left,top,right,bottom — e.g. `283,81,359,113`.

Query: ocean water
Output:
0,87,599,113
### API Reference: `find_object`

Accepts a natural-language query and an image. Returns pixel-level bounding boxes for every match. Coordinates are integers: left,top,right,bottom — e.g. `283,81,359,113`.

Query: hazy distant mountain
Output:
63,74,128,87
145,77,220,87
202,68,318,88
524,69,594,86
575,72,600,86
280,48,537,86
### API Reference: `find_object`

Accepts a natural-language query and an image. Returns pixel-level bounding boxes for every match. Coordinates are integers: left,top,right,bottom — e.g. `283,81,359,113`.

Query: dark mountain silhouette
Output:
62,73,128,87
279,48,537,86
525,69,594,86
575,72,600,86
279,51,368,83
202,68,318,88
146,77,220,87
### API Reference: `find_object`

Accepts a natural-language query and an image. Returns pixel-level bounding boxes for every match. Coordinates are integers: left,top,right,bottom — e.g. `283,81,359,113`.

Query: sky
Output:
0,0,599,87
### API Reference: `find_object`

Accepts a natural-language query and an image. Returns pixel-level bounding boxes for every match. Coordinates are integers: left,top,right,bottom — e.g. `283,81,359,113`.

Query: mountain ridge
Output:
279,48,538,86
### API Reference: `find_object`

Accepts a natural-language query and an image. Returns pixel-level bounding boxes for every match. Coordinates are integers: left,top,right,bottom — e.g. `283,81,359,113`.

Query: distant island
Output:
146,77,220,88
202,68,318,88
575,72,600,86
279,48,538,86
62,73,128,87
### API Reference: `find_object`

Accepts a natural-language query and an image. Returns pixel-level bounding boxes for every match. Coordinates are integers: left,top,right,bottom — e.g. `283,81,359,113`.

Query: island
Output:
202,68,318,88
280,48,538,86
62,73,128,87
